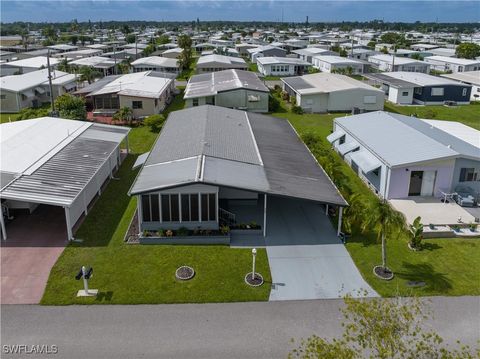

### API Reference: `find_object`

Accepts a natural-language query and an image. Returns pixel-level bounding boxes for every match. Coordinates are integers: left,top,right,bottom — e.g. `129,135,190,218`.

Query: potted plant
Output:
166,229,174,237
428,223,436,230
469,223,477,232
156,229,165,237
451,225,461,233
408,216,423,251
176,227,189,237
220,225,230,235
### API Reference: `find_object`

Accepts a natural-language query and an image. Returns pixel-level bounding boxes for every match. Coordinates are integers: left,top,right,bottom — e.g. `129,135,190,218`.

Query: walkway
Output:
266,197,377,301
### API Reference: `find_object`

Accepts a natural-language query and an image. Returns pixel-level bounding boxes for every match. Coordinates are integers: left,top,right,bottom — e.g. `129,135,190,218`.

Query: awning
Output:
349,150,382,173
64,82,77,91
326,129,345,143
337,140,360,156
22,90,35,98
132,152,150,170
35,87,46,94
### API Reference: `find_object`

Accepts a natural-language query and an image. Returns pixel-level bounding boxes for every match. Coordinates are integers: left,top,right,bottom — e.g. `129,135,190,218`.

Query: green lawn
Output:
272,108,480,297
42,93,271,305
384,102,480,130
1,112,20,124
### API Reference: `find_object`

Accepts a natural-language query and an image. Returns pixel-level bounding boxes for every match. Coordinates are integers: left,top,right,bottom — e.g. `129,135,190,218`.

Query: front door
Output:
408,171,423,196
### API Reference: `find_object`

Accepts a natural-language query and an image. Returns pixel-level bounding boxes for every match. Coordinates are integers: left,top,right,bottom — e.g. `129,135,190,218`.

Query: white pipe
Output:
337,207,343,237
0,206,7,241
263,194,267,237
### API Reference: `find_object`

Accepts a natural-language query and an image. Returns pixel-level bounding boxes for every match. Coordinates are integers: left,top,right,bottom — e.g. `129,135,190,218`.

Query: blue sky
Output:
1,1,478,23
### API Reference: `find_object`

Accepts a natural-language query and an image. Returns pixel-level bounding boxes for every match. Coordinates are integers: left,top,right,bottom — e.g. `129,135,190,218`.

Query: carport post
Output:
64,207,74,241
337,207,343,237
325,204,329,215
263,194,267,237
0,208,7,241
125,135,130,154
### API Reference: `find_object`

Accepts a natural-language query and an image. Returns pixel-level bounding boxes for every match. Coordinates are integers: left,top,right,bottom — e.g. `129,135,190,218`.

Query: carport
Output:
0,117,130,241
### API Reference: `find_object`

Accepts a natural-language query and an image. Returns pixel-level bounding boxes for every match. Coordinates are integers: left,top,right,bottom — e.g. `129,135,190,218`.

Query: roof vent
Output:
447,145,452,148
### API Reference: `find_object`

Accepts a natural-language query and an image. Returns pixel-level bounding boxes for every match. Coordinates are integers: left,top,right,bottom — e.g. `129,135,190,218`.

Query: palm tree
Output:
57,58,71,73
113,106,133,125
78,66,100,84
360,199,406,280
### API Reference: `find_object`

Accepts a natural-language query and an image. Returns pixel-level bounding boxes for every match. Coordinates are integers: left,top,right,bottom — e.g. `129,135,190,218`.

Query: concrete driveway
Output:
1,205,68,304
266,197,377,301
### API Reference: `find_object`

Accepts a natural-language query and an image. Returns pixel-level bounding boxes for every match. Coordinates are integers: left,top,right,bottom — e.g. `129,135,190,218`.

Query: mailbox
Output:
75,268,83,280
84,267,93,280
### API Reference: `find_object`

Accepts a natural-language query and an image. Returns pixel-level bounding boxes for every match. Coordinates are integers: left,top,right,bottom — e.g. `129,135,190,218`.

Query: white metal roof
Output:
425,55,480,66
422,120,480,149
69,56,116,68
196,54,247,66
380,71,469,87
4,56,60,69
131,56,179,68
257,57,311,66
0,69,74,92
312,55,363,65
369,54,428,65
441,71,480,86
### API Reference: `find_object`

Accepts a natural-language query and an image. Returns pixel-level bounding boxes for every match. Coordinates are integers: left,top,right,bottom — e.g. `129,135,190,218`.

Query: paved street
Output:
2,296,479,359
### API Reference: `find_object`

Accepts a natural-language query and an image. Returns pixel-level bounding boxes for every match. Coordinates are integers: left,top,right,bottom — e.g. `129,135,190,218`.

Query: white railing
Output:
219,208,236,226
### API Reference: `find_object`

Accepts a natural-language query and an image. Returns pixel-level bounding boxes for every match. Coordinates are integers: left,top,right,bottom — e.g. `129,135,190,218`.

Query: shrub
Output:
220,225,230,235
268,94,281,112
281,91,290,101
54,94,86,120
291,105,304,114
144,114,165,133
16,106,50,120
176,227,189,236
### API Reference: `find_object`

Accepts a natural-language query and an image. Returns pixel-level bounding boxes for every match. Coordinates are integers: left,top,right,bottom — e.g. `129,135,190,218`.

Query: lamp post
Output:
251,248,257,280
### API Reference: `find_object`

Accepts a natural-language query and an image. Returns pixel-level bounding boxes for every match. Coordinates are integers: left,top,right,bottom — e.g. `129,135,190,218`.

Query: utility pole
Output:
135,34,138,59
113,45,117,75
46,50,56,114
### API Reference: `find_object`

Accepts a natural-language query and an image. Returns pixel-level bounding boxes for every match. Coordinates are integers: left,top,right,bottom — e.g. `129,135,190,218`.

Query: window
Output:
201,194,209,221
192,98,199,107
150,194,159,222
190,194,199,221
459,168,476,182
363,96,377,104
132,101,143,109
402,91,409,96
248,95,260,102
200,193,216,221
462,88,467,96
170,194,179,221
141,195,151,222
414,87,422,95
155,99,158,107
161,194,170,221
181,194,190,222
431,88,444,96
0,95,6,100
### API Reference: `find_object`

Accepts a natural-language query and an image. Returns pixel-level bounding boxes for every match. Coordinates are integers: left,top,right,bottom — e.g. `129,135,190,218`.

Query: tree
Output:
455,43,480,59
143,114,165,132
57,58,72,73
410,53,423,60
113,106,133,125
20,29,29,51
290,295,477,359
359,199,406,279
126,33,136,44
143,44,156,57
409,216,424,250
156,34,170,45
339,48,348,57
54,94,86,120
121,24,131,35
380,32,405,45
78,66,100,84
70,34,78,46
118,59,131,74
178,35,193,71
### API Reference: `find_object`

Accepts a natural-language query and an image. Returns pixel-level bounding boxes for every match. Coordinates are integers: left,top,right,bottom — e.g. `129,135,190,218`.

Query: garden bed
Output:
140,235,230,245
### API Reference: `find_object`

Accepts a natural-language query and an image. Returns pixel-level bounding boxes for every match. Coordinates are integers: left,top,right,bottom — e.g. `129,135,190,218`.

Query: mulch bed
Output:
373,265,394,281
175,266,195,280
124,210,139,244
245,272,264,287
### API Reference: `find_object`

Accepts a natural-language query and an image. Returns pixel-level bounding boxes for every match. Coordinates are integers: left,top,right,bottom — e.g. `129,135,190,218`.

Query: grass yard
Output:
0,113,20,124
42,92,271,305
384,102,480,130
272,108,480,297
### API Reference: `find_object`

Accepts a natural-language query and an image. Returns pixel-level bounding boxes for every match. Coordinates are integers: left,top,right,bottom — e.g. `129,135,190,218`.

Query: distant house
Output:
131,56,180,75
129,105,346,243
53,49,103,60
368,54,430,73
235,43,259,57
77,71,175,118
442,71,480,101
312,55,365,74
1,56,60,75
47,44,78,53
328,111,480,199
184,69,269,112
282,73,384,113
370,72,472,105
0,69,77,113
425,48,456,58
196,54,247,73
161,47,182,59
424,56,480,73
347,48,379,61
69,56,118,76
256,57,311,76
247,45,287,63
292,48,337,63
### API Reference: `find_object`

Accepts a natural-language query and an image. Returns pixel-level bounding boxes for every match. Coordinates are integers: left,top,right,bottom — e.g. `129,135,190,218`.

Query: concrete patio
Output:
389,197,478,225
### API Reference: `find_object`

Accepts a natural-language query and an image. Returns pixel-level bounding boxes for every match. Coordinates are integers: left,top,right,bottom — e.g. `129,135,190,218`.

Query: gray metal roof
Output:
130,106,347,206
184,70,268,99
0,124,129,206
335,111,463,167
282,77,314,91
367,73,416,88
